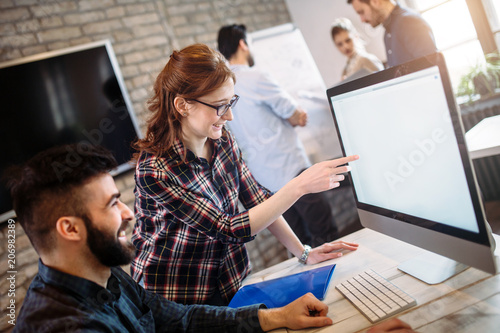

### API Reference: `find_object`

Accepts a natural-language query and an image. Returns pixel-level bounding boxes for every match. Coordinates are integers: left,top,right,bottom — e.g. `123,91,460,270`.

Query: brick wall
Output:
0,0,292,331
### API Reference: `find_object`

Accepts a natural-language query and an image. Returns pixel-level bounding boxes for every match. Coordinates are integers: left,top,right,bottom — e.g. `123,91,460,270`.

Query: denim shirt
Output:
383,3,437,67
14,260,264,332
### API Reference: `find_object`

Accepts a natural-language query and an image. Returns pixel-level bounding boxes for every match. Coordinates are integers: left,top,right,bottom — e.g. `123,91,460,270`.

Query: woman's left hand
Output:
306,240,359,265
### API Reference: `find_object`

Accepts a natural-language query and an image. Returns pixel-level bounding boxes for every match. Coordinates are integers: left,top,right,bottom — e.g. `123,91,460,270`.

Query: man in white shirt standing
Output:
217,24,339,247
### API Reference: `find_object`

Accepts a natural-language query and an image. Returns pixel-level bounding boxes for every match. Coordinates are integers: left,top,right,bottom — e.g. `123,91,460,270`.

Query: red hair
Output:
134,44,235,159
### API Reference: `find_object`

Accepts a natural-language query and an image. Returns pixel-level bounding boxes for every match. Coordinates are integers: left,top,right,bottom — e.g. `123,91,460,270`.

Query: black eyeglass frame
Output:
190,95,239,116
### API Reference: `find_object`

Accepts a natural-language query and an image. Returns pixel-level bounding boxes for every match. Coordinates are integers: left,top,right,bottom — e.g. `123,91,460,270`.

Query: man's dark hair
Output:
347,0,371,4
5,144,117,253
217,24,248,60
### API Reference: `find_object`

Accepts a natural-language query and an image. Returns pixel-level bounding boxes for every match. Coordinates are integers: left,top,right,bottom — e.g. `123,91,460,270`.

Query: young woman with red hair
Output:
131,43,359,306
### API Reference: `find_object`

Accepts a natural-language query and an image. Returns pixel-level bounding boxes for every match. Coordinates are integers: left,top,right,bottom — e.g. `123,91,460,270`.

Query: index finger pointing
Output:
328,155,359,168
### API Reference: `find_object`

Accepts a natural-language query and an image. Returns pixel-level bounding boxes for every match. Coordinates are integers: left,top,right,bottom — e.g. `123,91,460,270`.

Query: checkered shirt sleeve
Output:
131,129,273,304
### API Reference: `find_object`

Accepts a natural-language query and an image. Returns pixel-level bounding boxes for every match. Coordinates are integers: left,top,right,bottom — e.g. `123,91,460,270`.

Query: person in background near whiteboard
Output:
331,17,384,81
348,0,437,67
217,24,341,248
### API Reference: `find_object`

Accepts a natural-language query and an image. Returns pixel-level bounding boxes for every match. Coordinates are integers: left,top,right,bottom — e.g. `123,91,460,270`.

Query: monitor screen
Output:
327,53,496,280
0,40,142,222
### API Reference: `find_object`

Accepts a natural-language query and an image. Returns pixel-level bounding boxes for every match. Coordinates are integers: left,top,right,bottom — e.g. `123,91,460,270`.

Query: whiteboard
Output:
250,23,342,162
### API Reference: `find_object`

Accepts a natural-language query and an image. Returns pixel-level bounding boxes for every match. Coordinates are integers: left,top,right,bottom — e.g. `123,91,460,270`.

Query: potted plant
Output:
457,52,500,104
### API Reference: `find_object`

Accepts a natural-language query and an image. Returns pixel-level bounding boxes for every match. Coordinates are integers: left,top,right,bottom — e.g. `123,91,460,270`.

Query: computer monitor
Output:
327,53,497,284
0,40,142,223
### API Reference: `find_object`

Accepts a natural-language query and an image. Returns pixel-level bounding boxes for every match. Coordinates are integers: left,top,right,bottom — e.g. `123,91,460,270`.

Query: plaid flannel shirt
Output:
131,129,273,305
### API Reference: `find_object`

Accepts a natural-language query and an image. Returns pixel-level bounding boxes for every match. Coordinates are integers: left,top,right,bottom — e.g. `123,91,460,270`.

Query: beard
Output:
83,215,136,267
370,5,386,28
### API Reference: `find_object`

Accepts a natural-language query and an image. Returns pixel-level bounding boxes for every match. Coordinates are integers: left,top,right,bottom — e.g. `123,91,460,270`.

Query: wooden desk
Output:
466,114,500,159
244,228,500,332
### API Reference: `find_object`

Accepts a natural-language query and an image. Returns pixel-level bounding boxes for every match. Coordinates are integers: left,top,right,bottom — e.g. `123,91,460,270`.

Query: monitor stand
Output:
399,221,497,284
398,252,468,285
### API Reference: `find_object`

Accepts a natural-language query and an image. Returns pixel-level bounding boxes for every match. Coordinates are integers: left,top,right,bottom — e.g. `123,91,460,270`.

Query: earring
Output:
183,113,187,117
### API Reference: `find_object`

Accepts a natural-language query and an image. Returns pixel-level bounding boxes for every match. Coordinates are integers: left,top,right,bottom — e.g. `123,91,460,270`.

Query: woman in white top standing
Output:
331,18,384,81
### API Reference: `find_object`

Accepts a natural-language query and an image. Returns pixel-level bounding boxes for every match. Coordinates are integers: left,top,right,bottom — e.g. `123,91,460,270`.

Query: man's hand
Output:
257,293,332,331
288,108,308,127
306,240,359,264
257,294,417,332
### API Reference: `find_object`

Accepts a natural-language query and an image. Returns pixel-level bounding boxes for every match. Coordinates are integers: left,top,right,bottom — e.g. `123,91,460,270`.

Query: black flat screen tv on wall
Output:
0,40,142,222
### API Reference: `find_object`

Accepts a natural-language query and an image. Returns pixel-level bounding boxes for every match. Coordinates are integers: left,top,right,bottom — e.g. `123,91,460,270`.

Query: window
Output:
483,0,500,46
404,0,498,93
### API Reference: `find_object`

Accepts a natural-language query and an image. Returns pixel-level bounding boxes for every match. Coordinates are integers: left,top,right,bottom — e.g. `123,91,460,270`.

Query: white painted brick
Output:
240,5,254,14
0,23,15,34
1,33,37,47
133,24,165,38
192,12,212,23
125,3,155,15
141,35,169,48
196,2,211,12
82,19,122,34
0,0,14,9
174,24,205,36
116,0,139,4
37,26,82,42
39,16,63,28
106,6,126,19
114,37,166,55
15,0,38,5
0,47,22,60
0,7,30,22
138,59,167,75
30,2,78,18
92,33,115,42
70,37,93,46
120,64,140,78
132,73,152,88
113,40,139,54
63,11,106,25
78,0,114,11
124,50,147,64
113,30,135,43
47,40,71,51
168,15,187,27
166,3,197,16
15,19,40,33
130,87,149,101
16,247,38,268
177,36,196,48
163,0,182,5
195,33,216,45
122,12,160,27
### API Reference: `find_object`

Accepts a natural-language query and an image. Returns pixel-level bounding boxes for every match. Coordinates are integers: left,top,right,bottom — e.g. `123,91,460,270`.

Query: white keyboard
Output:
336,269,416,323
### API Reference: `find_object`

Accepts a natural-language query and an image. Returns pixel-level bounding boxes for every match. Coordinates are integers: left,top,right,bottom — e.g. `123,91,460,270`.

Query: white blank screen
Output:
331,67,478,233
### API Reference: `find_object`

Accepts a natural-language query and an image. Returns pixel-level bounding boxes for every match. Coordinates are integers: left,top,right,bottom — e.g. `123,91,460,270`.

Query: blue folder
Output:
228,264,336,308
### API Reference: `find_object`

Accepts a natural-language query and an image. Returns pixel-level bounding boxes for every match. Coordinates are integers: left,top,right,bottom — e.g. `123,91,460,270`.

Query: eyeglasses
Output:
190,95,239,116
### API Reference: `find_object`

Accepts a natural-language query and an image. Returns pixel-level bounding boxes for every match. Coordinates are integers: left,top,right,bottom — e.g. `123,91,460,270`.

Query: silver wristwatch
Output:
298,245,311,264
